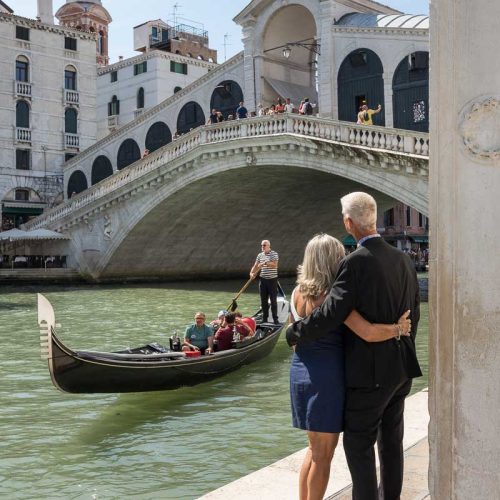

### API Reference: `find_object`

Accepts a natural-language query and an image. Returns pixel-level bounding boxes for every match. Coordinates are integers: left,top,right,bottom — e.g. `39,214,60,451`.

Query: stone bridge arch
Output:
64,134,427,280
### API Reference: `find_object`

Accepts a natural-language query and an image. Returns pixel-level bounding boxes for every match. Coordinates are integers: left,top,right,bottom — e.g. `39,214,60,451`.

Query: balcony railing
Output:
15,81,32,98
64,89,79,105
108,115,119,128
65,133,80,149
16,127,31,143
134,109,144,119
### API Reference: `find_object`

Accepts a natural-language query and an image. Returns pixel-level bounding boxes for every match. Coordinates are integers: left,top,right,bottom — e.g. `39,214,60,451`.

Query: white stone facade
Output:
0,12,97,229
96,51,217,140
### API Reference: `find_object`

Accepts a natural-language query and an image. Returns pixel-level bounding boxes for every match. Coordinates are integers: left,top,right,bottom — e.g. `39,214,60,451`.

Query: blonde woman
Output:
290,234,410,500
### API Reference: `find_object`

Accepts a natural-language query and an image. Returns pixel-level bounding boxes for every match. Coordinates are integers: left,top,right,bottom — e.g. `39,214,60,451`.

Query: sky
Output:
13,0,429,64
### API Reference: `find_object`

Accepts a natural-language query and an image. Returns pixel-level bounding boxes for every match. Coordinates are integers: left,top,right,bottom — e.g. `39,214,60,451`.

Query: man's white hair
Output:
341,192,377,232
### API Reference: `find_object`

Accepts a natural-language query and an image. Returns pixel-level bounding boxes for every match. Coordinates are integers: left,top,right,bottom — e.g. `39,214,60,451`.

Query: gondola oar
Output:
227,276,256,312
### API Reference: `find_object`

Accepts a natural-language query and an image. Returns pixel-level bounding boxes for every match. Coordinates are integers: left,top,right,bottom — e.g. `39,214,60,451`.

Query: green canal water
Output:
0,279,428,499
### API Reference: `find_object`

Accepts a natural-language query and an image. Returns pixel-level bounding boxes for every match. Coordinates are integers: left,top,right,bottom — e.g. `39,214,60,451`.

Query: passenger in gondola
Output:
234,311,256,340
214,312,237,351
182,311,214,355
210,310,227,332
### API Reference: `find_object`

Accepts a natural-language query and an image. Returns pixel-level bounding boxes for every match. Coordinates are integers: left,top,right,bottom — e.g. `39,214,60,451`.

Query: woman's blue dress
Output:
290,295,345,433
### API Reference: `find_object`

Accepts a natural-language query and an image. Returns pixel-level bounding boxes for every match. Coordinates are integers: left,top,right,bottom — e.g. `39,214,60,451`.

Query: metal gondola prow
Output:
38,293,56,360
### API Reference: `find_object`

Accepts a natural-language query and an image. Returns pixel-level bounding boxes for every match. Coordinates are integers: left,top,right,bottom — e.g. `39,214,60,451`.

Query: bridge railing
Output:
25,115,429,230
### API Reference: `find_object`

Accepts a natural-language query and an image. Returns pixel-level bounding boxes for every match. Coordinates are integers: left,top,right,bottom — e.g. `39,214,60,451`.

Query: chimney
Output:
37,0,54,25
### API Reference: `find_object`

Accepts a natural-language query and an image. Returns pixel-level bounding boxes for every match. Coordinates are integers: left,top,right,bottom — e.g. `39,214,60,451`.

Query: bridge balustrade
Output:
25,115,429,231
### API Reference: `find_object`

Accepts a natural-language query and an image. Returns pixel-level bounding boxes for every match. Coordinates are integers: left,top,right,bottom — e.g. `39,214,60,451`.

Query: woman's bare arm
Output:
344,310,410,342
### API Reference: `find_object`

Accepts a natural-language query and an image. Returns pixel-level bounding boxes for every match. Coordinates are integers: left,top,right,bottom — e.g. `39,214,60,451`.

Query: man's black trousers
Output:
259,277,278,323
343,378,412,500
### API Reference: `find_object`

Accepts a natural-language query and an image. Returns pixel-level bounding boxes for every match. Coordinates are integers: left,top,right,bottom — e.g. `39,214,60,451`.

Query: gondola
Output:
37,292,289,394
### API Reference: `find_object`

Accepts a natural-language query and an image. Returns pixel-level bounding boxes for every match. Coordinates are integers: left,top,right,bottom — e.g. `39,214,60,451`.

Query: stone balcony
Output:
64,133,80,149
15,127,31,143
64,89,79,105
15,81,32,98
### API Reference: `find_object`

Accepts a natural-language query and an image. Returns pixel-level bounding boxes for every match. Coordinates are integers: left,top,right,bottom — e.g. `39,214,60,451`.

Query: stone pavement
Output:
200,389,429,500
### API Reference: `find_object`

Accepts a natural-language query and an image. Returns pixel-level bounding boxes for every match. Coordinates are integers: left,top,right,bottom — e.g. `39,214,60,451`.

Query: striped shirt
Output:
255,250,279,279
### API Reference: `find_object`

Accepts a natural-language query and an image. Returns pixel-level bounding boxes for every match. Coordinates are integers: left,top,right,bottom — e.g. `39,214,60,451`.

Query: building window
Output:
16,100,30,128
16,149,31,170
64,67,77,90
406,206,412,226
64,37,77,51
16,57,29,82
65,108,78,134
174,86,182,93
137,87,145,109
170,61,188,75
16,26,30,41
108,95,120,116
65,153,76,162
15,189,30,201
110,71,117,82
98,31,104,55
134,61,147,76
384,208,394,227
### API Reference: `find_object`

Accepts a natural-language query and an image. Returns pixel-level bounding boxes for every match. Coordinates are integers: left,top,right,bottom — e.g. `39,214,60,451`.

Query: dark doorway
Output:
67,170,88,197
392,52,429,132
210,80,244,119
91,155,113,185
145,122,172,153
338,48,385,125
176,101,205,135
117,139,141,170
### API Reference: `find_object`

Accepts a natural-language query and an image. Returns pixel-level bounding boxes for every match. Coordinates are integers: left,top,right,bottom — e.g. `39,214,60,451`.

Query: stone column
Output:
241,20,257,113
317,1,335,118
429,0,500,498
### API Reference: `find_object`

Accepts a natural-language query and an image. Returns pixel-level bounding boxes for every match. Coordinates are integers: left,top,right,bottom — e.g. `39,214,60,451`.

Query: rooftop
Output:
336,13,429,29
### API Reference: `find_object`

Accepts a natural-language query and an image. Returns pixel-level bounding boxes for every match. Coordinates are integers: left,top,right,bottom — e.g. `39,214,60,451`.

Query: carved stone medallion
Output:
460,97,500,162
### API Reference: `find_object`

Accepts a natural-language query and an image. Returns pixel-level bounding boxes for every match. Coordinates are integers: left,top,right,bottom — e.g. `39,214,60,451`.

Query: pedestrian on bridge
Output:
357,103,382,125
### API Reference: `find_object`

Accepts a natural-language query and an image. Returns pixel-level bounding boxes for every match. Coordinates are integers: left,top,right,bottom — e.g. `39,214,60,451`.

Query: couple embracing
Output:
286,192,422,500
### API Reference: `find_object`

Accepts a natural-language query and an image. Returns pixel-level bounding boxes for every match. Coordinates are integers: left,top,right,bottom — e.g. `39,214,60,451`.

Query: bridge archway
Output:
210,81,244,118
177,102,205,135
338,48,385,125
261,4,317,107
393,52,429,132
67,170,88,197
145,121,172,153
91,155,113,185
117,139,141,170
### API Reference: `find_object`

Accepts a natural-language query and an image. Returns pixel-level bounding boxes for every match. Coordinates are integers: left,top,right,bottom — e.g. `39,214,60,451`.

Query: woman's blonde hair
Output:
297,233,345,299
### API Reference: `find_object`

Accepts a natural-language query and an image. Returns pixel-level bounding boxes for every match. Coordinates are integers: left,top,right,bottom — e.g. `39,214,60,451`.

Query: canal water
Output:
0,279,428,499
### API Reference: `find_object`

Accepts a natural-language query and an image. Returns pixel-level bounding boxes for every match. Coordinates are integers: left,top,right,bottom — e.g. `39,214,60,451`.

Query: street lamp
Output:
282,46,291,59
264,38,321,58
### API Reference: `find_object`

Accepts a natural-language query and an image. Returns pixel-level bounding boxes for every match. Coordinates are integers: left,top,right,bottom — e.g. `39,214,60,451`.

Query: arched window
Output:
67,170,88,197
174,86,182,94
210,80,244,119
91,155,113,185
16,56,29,82
392,52,429,132
65,108,77,134
145,122,172,153
16,100,30,128
98,31,104,55
137,87,145,109
64,65,77,90
177,101,205,134
117,138,141,170
337,48,385,125
108,95,120,116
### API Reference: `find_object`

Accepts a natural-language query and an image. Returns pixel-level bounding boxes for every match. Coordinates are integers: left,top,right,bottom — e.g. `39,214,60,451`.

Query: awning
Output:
0,228,70,241
264,77,317,107
410,235,429,243
2,207,44,215
342,235,357,246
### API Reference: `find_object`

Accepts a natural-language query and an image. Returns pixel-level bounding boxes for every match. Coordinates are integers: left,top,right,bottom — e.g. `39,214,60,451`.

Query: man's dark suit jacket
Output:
287,237,422,388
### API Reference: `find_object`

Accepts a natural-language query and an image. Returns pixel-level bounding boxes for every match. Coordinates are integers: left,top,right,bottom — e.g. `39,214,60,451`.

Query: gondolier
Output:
250,240,279,324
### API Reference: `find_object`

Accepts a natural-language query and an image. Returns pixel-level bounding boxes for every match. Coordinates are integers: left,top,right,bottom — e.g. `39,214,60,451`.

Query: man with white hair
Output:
287,192,422,500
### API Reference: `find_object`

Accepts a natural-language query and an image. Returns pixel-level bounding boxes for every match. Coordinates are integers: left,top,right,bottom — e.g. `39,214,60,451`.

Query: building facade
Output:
96,19,217,139
0,9,97,230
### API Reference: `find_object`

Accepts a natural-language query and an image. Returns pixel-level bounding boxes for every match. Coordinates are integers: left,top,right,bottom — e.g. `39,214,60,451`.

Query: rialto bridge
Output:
25,115,428,281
